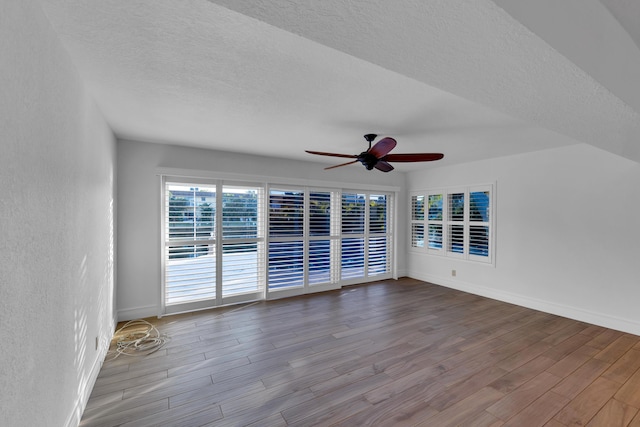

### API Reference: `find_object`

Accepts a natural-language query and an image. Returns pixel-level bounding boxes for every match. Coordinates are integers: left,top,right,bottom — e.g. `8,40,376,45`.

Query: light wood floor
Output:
81,278,640,426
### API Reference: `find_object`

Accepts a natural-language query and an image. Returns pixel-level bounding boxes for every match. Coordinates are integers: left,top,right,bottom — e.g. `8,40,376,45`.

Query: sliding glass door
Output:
220,185,264,302
308,191,338,287
341,192,391,284
162,177,394,314
266,187,341,299
163,179,264,314
164,182,217,309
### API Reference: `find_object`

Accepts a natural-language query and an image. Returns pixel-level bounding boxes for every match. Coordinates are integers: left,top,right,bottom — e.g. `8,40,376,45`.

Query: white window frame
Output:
340,190,394,285
161,175,396,315
410,184,494,265
264,185,342,300
161,177,266,315
219,181,266,306
410,194,425,248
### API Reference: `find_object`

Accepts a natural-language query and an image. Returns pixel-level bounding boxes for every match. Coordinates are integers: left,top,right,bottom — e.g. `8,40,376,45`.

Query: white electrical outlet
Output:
451,269,456,277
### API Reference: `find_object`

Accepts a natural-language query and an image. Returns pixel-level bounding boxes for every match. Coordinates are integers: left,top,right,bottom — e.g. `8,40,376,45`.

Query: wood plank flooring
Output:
81,278,640,426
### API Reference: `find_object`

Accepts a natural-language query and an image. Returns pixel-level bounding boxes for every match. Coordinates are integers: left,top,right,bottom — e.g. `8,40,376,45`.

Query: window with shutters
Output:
447,192,465,256
428,194,443,251
341,192,366,280
368,194,389,276
410,195,424,248
163,177,394,314
163,180,264,313
341,192,392,281
221,185,264,297
268,187,342,290
410,185,493,263
308,191,338,286
268,188,305,289
469,189,490,258
165,183,217,306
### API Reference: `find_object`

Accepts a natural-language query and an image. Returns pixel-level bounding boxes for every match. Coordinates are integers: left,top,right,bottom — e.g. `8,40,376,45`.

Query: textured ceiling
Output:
38,0,640,171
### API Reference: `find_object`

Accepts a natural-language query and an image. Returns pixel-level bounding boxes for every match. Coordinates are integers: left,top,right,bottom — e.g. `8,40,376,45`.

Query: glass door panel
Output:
222,242,262,296
164,183,217,308
268,241,304,289
221,185,263,298
268,189,304,290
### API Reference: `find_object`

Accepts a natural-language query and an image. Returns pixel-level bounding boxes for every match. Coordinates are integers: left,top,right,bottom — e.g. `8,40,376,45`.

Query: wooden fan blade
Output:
368,137,397,158
305,150,357,159
383,153,444,162
374,160,394,172
324,160,358,170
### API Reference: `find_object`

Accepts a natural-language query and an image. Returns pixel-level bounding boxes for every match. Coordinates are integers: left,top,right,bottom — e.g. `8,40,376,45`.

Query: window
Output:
268,188,305,289
368,194,390,276
341,192,366,280
410,195,424,248
163,180,264,313
469,190,490,257
447,192,464,255
267,187,341,291
221,185,264,297
411,185,493,263
341,192,392,281
308,191,337,286
428,194,443,250
163,177,394,314
165,184,217,306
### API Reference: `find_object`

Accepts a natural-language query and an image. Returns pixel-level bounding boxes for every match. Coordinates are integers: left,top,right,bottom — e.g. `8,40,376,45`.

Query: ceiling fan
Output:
305,134,444,172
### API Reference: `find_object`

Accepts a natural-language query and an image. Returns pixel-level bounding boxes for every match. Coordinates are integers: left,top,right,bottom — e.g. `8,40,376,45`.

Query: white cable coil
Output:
107,319,169,360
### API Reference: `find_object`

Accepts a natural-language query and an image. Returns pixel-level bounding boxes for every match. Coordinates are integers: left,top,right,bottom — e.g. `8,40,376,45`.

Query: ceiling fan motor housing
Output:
358,151,379,170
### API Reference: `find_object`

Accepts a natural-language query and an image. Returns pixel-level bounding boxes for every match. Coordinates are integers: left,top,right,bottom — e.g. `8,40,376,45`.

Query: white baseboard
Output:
64,334,110,427
409,271,640,336
395,268,407,279
117,304,159,322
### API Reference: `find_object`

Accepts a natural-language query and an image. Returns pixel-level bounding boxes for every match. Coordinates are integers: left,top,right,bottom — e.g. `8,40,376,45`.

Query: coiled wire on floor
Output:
107,319,170,360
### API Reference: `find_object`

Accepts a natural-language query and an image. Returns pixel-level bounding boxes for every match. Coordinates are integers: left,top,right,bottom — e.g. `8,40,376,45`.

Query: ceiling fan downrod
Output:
363,133,377,150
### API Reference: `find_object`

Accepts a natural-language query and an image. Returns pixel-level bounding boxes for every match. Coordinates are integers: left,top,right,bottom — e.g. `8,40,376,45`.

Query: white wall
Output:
407,143,640,334
0,2,116,426
117,139,406,320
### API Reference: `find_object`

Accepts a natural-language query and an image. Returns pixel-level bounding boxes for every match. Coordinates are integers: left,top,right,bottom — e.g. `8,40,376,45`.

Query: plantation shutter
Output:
308,191,335,285
341,192,366,280
164,183,217,307
447,192,465,255
221,185,263,297
341,191,393,282
268,188,305,289
163,177,395,315
411,195,424,248
411,185,493,264
427,194,443,251
368,194,389,276
469,189,491,259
